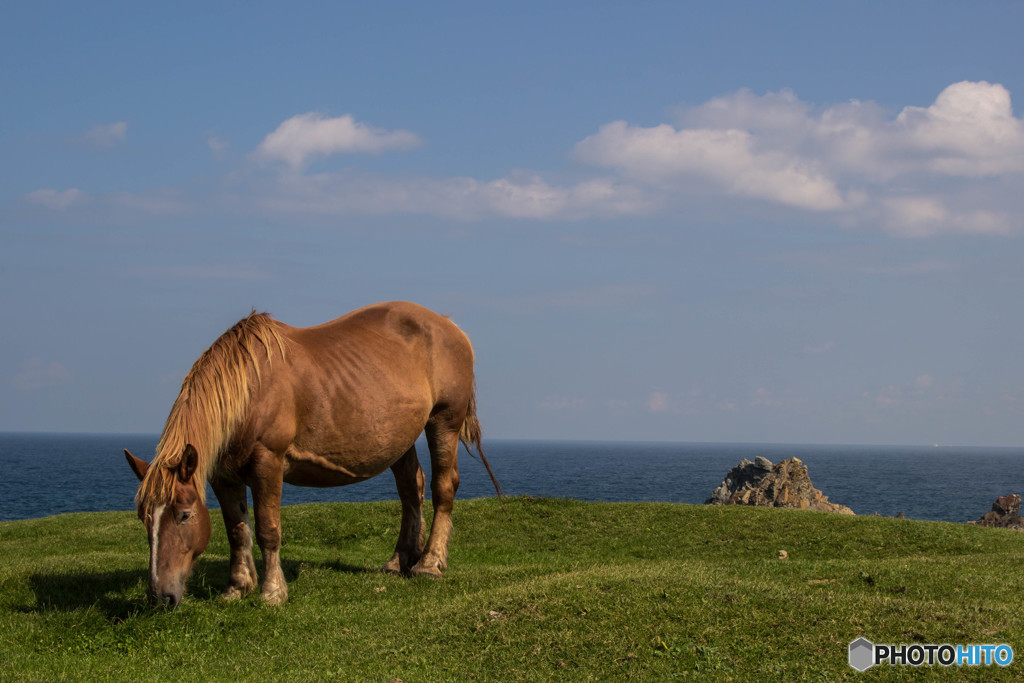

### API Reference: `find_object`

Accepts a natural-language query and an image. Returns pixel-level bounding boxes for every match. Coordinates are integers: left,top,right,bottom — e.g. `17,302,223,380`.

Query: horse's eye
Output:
177,510,193,524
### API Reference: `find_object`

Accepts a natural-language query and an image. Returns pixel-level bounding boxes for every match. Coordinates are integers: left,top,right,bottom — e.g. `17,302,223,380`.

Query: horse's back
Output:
254,302,475,476
300,301,465,344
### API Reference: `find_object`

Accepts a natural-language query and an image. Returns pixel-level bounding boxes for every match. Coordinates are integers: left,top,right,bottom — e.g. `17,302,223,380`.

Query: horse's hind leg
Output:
210,476,258,599
383,444,425,575
412,420,461,578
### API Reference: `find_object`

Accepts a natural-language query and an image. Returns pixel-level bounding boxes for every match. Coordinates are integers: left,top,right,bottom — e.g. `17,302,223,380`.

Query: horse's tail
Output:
460,385,503,498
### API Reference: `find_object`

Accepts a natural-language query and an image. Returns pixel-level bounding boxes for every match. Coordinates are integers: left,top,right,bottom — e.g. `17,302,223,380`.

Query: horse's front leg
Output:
250,451,288,605
210,476,258,599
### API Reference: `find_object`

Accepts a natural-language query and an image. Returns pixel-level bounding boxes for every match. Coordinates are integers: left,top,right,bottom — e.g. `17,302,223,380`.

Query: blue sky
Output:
3,1,1024,446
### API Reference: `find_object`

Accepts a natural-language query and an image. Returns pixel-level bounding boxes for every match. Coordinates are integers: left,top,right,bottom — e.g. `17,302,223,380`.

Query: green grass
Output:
2,498,1023,680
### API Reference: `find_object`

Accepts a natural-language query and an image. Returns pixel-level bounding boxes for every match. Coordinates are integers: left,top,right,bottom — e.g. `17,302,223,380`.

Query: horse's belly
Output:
282,445,401,488
280,391,430,488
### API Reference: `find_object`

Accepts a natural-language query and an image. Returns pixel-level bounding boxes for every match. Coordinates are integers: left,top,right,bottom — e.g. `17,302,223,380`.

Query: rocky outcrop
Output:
706,456,854,514
969,494,1024,530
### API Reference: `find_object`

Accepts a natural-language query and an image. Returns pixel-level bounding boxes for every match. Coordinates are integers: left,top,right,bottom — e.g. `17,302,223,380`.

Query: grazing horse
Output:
124,301,499,607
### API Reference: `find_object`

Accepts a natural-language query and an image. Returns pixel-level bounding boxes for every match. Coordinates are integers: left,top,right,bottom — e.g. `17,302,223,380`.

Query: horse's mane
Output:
135,311,286,516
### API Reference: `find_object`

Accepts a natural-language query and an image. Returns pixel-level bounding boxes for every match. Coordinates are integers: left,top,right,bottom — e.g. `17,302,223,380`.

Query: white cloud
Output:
24,188,85,210
647,391,671,413
458,173,653,219
29,82,1022,238
252,168,651,221
539,396,586,411
750,387,783,407
642,388,742,414
880,197,1010,238
23,188,187,216
675,81,1024,180
81,121,127,148
679,88,812,134
872,373,961,409
575,81,1024,236
253,112,422,167
884,196,948,228
574,121,847,211
803,340,837,355
875,384,901,407
894,81,1024,177
10,358,72,390
207,136,229,161
914,374,935,390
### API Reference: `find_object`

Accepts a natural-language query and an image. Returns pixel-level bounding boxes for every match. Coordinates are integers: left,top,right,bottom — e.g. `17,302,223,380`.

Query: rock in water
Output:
705,456,854,514
969,494,1024,530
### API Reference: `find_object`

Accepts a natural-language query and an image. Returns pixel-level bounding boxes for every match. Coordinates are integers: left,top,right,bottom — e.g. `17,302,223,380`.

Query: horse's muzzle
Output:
150,580,184,608
157,591,181,608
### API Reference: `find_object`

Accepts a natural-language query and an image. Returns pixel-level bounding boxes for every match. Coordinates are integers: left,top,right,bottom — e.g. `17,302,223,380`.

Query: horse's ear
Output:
124,449,149,482
178,444,199,484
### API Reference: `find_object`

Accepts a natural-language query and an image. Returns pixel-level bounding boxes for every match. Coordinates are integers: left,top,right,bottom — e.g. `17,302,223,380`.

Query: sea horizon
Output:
2,432,1022,524
4,429,1023,452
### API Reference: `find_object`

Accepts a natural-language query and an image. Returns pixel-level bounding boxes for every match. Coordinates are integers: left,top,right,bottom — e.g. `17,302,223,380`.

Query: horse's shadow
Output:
25,558,371,621
25,568,150,622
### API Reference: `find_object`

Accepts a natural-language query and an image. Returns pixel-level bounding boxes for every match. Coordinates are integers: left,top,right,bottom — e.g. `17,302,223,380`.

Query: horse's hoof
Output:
222,579,257,599
383,551,423,576
261,588,288,605
410,563,443,579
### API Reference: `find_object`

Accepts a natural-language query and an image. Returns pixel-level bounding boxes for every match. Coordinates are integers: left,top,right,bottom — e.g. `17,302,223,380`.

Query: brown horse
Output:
124,301,499,607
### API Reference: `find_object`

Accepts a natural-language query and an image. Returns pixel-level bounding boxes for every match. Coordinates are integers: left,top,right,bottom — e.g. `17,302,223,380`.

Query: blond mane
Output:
135,312,286,515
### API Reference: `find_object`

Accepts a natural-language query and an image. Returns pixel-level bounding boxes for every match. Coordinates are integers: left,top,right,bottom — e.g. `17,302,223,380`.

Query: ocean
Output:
1,432,1021,524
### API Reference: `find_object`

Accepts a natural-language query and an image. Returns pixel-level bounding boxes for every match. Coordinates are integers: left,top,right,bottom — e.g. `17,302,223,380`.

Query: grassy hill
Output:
1,497,1022,680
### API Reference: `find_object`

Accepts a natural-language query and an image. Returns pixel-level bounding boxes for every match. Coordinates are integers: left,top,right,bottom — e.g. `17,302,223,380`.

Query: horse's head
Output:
124,445,211,607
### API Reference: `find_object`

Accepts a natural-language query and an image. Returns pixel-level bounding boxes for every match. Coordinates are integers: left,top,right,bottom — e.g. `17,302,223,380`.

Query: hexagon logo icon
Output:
849,637,875,671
